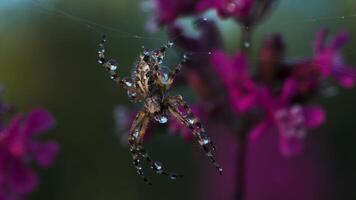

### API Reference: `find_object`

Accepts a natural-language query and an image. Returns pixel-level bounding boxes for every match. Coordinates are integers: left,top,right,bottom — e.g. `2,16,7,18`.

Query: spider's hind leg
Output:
167,95,223,175
129,111,152,185
129,111,183,184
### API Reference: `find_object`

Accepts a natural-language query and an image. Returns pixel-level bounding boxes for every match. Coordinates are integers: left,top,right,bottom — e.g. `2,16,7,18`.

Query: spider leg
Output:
129,111,183,183
167,95,223,175
98,35,143,101
128,111,152,185
166,53,190,88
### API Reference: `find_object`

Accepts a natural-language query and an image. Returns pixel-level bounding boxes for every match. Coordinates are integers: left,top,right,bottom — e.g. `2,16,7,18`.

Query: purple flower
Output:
197,0,276,26
249,79,325,157
210,50,258,113
314,29,356,88
197,0,255,19
142,0,200,31
0,108,59,200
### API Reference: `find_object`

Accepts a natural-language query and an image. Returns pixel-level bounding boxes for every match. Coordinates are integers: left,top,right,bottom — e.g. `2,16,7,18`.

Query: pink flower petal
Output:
249,120,270,142
25,108,56,135
9,161,39,194
30,141,60,168
303,106,326,129
280,78,298,104
279,136,303,157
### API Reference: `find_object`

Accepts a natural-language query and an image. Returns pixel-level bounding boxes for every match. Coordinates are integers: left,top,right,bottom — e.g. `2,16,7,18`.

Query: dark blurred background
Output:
0,0,356,199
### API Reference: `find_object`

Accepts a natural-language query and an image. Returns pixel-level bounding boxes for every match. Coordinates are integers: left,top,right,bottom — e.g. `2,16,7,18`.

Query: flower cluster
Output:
143,0,275,31
138,0,356,158
0,89,59,200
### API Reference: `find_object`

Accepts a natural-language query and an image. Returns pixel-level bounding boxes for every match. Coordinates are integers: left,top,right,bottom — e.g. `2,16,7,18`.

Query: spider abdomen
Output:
144,95,162,114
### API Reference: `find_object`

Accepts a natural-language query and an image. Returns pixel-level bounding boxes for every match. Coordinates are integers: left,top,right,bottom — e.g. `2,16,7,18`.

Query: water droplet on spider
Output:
122,78,133,87
106,60,118,71
98,46,105,53
159,66,170,85
153,161,163,173
202,138,210,145
127,90,138,98
169,173,178,180
244,42,251,48
188,117,195,125
156,115,168,124
133,130,140,138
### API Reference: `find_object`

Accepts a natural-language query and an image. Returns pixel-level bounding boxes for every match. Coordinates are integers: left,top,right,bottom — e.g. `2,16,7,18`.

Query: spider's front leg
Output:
98,36,143,101
129,111,182,184
167,95,223,175
166,53,190,88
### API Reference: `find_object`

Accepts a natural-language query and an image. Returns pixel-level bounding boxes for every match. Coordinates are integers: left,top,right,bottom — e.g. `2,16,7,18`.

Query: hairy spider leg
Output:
128,111,152,185
129,111,183,184
98,35,143,101
167,95,223,175
166,53,191,88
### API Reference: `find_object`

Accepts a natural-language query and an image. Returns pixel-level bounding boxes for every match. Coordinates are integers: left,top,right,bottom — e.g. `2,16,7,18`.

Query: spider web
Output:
11,0,356,68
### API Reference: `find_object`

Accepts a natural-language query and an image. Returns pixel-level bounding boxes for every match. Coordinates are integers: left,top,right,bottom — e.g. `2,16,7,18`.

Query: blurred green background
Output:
0,0,356,199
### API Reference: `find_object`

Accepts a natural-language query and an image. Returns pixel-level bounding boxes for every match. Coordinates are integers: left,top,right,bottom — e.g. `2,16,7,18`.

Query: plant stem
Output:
240,25,252,55
235,133,248,200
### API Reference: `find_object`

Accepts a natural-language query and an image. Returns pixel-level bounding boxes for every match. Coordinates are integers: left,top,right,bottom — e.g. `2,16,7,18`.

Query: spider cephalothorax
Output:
98,36,222,184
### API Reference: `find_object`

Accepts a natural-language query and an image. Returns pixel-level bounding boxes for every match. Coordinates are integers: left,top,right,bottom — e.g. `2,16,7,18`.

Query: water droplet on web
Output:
167,41,174,47
244,42,251,48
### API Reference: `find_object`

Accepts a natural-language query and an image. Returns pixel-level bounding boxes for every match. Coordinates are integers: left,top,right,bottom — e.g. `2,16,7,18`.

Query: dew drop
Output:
107,60,119,71
133,130,140,138
202,138,210,145
244,42,251,48
188,118,195,125
167,41,174,47
98,47,105,53
122,78,133,87
127,90,138,99
152,161,163,174
158,116,168,124
169,173,178,180
159,66,170,85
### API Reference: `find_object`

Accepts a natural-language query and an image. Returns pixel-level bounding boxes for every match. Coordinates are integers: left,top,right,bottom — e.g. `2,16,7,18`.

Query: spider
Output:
97,36,222,184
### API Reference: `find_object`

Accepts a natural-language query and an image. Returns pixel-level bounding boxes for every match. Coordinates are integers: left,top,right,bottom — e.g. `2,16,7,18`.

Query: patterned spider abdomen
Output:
144,95,162,114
